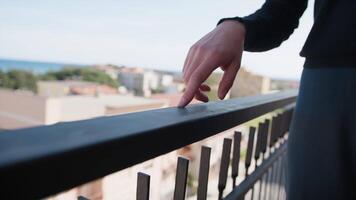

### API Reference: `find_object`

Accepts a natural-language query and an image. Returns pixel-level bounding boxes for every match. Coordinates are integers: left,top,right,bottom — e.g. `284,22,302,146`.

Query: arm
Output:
219,0,308,51
178,0,308,107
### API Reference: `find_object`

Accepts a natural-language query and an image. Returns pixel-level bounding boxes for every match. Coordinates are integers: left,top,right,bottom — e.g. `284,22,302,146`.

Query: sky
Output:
0,0,314,80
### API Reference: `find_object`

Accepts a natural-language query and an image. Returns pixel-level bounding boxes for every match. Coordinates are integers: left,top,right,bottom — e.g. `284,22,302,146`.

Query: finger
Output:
178,60,217,107
218,60,240,100
183,48,202,83
182,47,194,78
200,84,211,92
194,90,209,102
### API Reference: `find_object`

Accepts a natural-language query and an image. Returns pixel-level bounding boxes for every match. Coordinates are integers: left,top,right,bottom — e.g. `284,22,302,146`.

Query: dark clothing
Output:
287,67,356,199
219,0,356,67
219,1,356,198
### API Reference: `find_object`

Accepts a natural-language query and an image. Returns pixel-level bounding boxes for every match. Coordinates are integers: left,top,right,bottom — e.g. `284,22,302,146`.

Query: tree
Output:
80,68,118,88
0,69,38,92
0,67,119,93
40,67,119,88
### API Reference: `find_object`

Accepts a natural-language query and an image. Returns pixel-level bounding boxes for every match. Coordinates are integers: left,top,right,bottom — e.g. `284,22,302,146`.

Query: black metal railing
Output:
0,90,297,199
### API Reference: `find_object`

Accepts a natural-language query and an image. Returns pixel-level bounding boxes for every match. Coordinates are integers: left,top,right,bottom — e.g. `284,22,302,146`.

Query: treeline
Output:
0,70,38,92
0,67,119,93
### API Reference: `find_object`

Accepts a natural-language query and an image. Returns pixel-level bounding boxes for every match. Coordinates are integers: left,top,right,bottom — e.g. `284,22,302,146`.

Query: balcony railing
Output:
0,90,297,200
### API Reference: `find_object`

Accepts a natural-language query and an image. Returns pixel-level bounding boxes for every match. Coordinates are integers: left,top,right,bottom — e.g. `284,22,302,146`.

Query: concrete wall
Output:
230,68,271,98
0,90,106,129
38,81,70,97
0,89,47,129
46,96,105,124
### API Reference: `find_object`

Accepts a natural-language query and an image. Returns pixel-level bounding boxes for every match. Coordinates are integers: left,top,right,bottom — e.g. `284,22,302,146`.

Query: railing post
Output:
174,157,189,200
245,127,256,177
218,138,232,200
137,172,150,200
197,146,211,200
232,131,242,189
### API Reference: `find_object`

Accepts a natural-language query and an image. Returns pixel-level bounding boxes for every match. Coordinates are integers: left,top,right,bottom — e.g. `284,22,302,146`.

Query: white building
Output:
118,68,158,97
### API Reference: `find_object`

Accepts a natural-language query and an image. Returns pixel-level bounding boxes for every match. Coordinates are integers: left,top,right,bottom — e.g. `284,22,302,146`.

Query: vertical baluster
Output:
279,113,286,141
245,127,256,177
251,123,263,200
276,114,282,146
288,108,294,132
264,119,271,157
269,159,278,200
277,113,284,144
259,173,267,200
257,177,264,200
284,111,289,136
218,138,232,200
277,156,284,198
137,172,150,200
278,155,287,200
270,116,278,151
77,196,89,200
232,131,242,189
262,120,270,160
241,127,255,200
264,118,273,200
250,123,263,200
197,146,211,200
285,109,292,134
258,121,269,200
174,157,189,200
255,123,264,167
276,157,284,200
264,167,272,200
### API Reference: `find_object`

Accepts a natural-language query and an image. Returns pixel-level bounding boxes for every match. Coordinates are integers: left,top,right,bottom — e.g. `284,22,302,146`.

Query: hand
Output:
178,20,246,107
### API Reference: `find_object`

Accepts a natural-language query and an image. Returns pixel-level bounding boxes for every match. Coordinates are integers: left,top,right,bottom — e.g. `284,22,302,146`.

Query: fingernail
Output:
218,91,224,100
218,91,222,100
178,97,185,108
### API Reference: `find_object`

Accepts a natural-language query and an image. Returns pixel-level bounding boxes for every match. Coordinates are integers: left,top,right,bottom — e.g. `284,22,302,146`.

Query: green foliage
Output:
0,67,119,93
40,67,119,88
0,69,38,92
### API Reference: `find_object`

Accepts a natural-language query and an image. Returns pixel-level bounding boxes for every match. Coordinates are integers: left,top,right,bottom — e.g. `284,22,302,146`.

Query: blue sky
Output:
0,0,314,79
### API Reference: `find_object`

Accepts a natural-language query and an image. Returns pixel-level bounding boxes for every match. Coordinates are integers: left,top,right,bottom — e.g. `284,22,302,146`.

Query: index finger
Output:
178,60,216,107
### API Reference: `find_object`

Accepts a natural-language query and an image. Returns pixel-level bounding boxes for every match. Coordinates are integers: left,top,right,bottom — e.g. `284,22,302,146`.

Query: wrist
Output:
220,20,246,36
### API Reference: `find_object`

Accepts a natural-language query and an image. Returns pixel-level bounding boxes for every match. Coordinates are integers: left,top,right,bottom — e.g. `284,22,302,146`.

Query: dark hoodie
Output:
219,0,356,67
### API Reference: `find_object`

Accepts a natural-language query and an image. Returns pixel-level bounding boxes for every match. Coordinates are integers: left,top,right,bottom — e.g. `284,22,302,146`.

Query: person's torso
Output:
301,0,356,67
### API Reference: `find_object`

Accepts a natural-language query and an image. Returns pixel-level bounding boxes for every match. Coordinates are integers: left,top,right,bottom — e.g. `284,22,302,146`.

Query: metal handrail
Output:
0,90,297,199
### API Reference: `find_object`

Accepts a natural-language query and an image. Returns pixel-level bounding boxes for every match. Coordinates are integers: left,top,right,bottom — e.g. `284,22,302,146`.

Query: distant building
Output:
118,67,174,97
230,67,271,98
37,80,118,97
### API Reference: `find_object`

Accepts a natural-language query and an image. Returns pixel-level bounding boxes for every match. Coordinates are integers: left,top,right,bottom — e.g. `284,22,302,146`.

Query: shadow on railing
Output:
0,90,297,199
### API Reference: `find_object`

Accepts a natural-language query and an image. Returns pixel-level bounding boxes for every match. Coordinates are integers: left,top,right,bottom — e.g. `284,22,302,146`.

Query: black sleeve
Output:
218,0,308,52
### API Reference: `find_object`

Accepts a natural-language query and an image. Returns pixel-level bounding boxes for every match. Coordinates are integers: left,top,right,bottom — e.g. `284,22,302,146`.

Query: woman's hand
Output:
178,20,246,107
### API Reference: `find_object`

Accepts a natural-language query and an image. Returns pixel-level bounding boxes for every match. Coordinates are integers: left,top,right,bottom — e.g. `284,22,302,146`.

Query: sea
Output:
0,58,84,74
